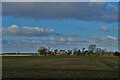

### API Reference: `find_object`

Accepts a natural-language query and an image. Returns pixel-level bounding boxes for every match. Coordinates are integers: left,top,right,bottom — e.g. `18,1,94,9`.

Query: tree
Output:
82,48,85,56
82,48,85,52
72,48,78,55
67,50,72,55
77,50,80,56
88,44,96,53
114,51,120,56
54,49,58,55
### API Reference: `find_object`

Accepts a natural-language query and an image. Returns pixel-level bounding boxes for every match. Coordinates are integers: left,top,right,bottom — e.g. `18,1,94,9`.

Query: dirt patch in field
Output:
1,55,33,56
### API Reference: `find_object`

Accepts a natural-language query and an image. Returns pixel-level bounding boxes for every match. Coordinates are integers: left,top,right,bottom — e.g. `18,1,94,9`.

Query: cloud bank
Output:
2,0,105,2
3,35,117,47
2,2,118,23
2,25,55,37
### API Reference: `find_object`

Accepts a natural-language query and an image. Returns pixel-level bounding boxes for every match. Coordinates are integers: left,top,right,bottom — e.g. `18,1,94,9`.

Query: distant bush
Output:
114,51,120,56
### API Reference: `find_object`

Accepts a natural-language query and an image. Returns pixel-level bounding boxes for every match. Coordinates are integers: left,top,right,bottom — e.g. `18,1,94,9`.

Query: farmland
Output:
2,55,119,79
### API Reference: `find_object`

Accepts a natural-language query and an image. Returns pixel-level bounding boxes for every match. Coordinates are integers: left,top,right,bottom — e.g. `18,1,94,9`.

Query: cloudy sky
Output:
1,2,118,53
1,0,120,2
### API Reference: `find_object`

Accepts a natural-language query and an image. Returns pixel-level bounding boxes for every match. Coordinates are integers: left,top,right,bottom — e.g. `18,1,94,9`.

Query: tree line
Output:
38,46,120,56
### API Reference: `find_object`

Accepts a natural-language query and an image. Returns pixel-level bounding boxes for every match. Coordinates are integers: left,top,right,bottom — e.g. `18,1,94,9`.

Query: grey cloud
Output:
2,40,9,44
98,26,109,31
10,39,43,44
92,36,118,44
55,33,78,37
49,37,79,42
11,36,117,47
49,36,118,43
2,0,105,2
2,25,55,37
3,35,117,45
3,35,118,52
2,2,118,23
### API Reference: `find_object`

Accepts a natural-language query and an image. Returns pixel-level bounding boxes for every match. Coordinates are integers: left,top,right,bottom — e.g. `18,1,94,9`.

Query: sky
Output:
1,1,119,53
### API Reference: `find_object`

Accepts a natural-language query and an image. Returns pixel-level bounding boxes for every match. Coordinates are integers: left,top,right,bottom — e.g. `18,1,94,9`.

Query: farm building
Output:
59,50,66,55
38,47,47,55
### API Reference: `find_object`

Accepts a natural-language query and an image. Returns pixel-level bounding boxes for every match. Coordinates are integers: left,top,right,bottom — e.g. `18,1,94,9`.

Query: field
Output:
2,55,119,79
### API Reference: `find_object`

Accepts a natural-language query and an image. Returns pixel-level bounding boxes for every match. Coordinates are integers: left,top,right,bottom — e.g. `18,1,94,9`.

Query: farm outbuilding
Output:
38,47,47,55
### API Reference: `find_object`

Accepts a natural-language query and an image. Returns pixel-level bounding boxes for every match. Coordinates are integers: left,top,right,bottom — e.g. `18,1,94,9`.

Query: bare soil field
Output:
2,55,119,79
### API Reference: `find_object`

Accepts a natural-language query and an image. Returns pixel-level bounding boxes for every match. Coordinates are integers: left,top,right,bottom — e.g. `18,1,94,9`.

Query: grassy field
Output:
2,55,119,79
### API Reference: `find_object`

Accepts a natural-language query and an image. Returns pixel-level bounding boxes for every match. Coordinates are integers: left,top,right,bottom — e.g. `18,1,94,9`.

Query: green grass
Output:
2,55,119,78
